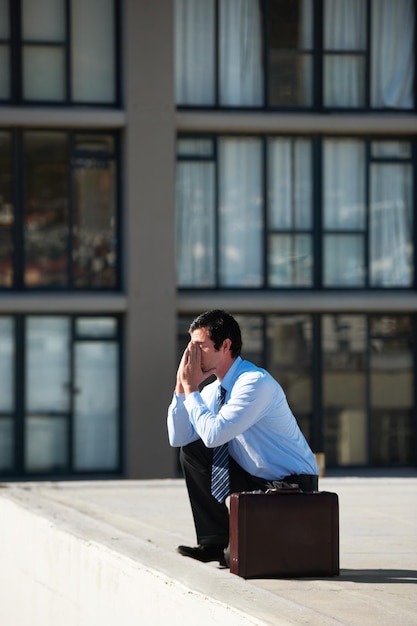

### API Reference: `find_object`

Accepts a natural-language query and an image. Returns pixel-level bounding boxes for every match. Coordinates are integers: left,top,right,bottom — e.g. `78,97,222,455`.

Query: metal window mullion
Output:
365,139,370,287
365,315,372,465
262,0,269,108
214,136,220,287
313,136,322,288
412,139,417,291
312,313,323,454
65,0,71,103
67,133,74,288
315,0,324,111
262,136,268,288
365,0,371,109
14,315,25,473
214,0,220,106
68,316,76,472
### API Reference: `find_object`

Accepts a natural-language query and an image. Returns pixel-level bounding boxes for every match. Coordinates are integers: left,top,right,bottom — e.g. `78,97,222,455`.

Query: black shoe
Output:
177,544,226,565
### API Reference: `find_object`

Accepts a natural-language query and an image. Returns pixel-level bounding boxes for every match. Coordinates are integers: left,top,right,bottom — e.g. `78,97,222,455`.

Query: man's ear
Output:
223,338,232,352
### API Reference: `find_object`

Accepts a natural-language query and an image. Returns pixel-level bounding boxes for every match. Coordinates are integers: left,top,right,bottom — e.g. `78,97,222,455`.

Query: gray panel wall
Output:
124,0,178,478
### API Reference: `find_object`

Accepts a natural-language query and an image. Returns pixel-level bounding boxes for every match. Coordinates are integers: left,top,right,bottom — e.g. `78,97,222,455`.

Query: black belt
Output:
282,473,318,492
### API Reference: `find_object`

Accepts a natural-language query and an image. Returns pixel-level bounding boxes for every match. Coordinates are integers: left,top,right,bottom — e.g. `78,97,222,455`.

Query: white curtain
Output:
175,0,215,105
370,163,412,286
176,159,215,287
324,139,365,230
324,0,366,107
324,0,414,109
219,138,262,286
371,0,415,108
267,138,312,286
323,139,366,286
219,0,263,106
268,138,312,229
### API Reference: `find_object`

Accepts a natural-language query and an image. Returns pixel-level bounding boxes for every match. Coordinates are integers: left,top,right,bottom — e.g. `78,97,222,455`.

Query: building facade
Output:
0,0,416,481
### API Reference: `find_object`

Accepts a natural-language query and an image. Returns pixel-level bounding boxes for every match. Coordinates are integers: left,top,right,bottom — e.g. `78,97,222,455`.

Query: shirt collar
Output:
220,356,242,394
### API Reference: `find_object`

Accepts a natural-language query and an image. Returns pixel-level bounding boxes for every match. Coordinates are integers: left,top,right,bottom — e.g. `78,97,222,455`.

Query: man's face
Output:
189,327,222,374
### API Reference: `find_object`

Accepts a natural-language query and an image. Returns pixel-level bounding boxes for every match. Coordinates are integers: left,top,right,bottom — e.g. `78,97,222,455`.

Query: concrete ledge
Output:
0,488,258,626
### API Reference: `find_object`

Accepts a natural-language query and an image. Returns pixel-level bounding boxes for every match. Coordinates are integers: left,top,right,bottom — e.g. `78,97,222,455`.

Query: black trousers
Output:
179,439,318,547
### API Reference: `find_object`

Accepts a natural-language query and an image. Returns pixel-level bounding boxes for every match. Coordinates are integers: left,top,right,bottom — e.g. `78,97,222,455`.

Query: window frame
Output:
177,311,417,468
0,128,122,292
176,132,416,292
175,0,417,113
0,312,124,480
1,0,122,107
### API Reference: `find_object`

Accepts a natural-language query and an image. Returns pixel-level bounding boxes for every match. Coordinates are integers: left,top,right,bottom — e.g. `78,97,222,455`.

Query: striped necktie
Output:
211,385,230,502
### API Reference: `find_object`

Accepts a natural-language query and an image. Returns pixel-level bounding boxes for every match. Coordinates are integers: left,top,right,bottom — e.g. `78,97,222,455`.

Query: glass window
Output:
267,138,313,286
324,0,366,108
74,341,119,470
3,0,118,105
26,317,71,413
72,134,118,287
0,132,13,286
322,315,367,465
22,0,66,101
0,0,10,100
370,315,414,465
0,317,14,413
76,317,117,338
266,314,313,441
219,0,263,106
369,157,412,287
175,0,415,111
0,419,13,470
25,415,68,472
175,0,215,106
178,312,417,468
2,130,119,291
176,139,215,287
0,314,121,477
0,317,14,471
267,0,313,107
219,138,263,286
24,132,69,287
177,133,415,290
323,139,366,286
370,0,415,109
71,0,116,103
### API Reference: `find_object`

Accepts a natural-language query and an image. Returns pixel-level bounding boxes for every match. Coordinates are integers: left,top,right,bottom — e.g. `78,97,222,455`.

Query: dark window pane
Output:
322,315,367,465
370,315,414,465
0,132,13,286
24,132,69,287
72,135,117,287
266,314,313,445
266,0,313,106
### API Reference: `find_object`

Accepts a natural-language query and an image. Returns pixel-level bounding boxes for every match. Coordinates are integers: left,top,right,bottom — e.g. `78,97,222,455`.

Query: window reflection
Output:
24,132,69,287
322,315,367,465
72,135,117,287
370,315,414,465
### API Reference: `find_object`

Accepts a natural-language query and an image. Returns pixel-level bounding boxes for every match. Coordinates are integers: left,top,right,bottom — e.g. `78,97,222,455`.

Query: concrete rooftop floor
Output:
0,469,416,625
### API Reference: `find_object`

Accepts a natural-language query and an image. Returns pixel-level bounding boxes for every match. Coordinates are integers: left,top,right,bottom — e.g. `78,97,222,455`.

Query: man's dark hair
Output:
189,309,242,358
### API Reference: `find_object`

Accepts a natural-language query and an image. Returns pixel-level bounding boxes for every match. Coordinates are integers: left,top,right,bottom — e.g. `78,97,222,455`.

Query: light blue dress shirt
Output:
167,357,318,480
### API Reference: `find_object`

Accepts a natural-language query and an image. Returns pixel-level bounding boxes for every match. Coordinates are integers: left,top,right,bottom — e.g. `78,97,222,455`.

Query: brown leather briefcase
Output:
229,489,339,579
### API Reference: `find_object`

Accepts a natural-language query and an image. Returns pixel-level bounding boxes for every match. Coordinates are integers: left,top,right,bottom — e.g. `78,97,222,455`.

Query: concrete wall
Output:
0,490,252,626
